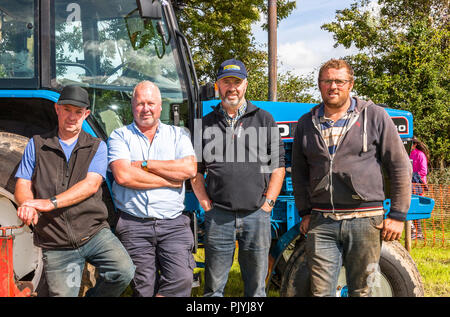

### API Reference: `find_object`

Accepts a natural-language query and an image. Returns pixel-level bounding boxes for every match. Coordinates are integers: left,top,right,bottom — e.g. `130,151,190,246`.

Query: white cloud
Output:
252,0,359,79
277,41,320,75
276,36,357,79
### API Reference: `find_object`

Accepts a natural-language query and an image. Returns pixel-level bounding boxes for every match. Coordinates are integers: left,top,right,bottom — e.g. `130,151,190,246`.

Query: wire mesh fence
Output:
410,183,449,248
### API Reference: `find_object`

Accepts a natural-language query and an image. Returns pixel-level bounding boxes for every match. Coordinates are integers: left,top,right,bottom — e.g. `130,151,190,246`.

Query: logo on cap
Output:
224,65,241,71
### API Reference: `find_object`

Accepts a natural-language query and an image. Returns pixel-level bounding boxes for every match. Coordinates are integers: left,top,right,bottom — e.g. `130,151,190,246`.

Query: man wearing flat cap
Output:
14,86,135,297
191,59,286,296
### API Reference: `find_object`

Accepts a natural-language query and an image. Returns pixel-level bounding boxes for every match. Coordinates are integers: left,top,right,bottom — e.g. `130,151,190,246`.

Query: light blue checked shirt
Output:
107,120,195,219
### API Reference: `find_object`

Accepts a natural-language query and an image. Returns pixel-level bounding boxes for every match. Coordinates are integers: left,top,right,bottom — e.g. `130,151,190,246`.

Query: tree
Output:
175,0,317,103
176,0,294,81
322,0,449,167
176,0,296,79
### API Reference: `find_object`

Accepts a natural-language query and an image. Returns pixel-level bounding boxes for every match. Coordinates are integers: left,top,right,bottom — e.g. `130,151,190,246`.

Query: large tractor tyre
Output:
280,237,424,297
0,132,29,193
376,240,424,297
279,236,311,297
0,132,48,295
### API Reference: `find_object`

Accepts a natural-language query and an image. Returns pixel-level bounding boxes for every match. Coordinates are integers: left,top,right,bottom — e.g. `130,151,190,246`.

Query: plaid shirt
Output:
318,98,356,158
219,101,247,129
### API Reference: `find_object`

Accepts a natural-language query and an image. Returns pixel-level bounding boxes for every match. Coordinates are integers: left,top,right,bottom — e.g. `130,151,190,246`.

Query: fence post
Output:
405,220,412,252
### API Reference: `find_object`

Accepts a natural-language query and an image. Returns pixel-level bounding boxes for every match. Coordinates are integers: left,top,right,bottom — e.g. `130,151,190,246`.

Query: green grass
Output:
400,226,450,297
191,248,280,297
410,246,450,297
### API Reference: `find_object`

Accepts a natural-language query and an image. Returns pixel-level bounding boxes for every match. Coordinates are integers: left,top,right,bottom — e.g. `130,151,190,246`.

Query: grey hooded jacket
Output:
291,97,412,221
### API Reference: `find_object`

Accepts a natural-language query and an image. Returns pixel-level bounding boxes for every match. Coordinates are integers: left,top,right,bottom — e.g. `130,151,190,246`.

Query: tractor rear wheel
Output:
280,237,424,297
0,132,47,295
0,132,29,193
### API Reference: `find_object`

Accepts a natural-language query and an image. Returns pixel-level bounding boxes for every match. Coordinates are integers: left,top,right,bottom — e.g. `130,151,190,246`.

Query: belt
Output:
118,209,159,221
320,209,385,221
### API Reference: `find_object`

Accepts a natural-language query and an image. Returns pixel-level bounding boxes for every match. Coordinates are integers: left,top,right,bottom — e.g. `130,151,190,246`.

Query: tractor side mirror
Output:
136,0,162,20
200,82,216,101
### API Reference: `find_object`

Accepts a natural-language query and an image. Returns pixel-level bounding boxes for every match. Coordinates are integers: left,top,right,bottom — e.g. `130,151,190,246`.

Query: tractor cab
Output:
0,0,200,296
0,0,200,139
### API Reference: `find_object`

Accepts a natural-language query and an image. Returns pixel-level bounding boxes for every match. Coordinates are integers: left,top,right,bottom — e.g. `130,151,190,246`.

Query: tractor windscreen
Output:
0,0,37,87
53,0,189,136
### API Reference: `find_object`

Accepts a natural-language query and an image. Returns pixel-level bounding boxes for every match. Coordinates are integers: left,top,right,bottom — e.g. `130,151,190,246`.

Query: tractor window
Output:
0,0,37,83
53,0,188,137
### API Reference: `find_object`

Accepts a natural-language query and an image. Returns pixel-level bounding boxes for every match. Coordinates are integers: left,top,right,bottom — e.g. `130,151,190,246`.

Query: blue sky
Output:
252,0,358,79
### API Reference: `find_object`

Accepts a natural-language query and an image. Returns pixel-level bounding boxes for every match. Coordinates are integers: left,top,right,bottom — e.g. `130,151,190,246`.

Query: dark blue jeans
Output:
42,228,135,297
306,211,383,297
203,206,271,297
115,212,195,297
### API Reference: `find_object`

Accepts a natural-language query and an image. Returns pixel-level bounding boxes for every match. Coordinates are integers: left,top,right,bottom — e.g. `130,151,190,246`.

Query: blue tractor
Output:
0,0,433,296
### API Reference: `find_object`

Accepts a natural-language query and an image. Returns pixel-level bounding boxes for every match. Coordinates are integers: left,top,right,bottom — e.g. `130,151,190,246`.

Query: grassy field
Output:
191,244,449,297
409,246,450,297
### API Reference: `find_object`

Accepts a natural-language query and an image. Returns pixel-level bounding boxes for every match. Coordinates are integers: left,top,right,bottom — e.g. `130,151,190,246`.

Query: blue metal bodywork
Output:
202,99,414,142
0,90,60,101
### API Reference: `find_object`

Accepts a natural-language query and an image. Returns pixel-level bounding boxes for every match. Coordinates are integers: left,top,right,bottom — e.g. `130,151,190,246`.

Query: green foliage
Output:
410,245,450,297
176,0,317,103
177,0,296,83
322,0,449,167
428,168,450,185
243,44,318,102
0,65,6,78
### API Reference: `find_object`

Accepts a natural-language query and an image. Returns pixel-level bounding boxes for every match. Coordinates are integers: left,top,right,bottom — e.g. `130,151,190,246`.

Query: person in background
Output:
410,136,429,185
410,136,430,239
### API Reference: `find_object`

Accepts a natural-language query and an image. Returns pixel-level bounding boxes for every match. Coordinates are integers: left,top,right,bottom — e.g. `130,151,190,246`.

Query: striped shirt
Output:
219,101,247,129
318,98,356,157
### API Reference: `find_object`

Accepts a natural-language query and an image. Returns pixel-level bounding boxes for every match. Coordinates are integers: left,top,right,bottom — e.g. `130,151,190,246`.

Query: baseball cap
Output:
217,59,247,80
57,86,90,108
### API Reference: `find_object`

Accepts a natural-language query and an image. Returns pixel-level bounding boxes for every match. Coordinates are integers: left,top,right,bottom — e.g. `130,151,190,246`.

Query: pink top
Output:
410,149,428,183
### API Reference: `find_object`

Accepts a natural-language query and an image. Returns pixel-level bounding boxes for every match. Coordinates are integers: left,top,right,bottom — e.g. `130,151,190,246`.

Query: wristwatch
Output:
49,196,58,209
141,160,149,171
266,199,275,207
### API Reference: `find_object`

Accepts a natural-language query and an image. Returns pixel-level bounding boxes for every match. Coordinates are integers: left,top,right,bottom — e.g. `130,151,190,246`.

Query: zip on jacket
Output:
291,97,412,221
310,99,366,212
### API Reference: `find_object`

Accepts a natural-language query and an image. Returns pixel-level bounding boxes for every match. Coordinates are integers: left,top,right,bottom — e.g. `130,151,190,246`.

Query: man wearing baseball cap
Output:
14,86,135,296
191,59,286,296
